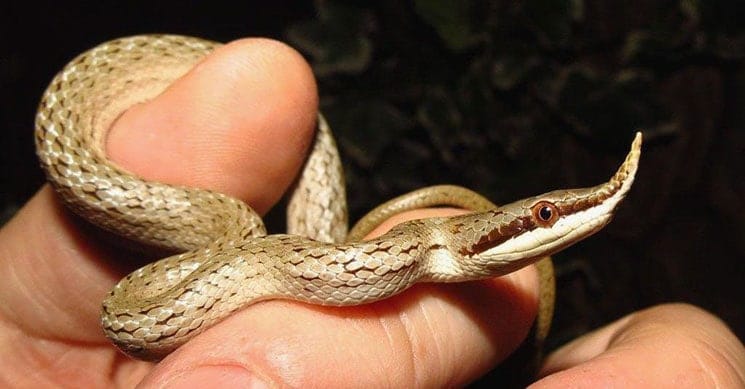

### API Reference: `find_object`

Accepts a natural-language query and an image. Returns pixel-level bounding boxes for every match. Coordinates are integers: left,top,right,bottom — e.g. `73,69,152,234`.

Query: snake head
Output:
450,132,642,277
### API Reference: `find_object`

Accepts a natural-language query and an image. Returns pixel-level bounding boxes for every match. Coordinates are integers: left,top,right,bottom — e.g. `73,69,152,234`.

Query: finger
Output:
0,37,318,387
1,38,316,340
141,208,541,388
4,36,541,387
532,303,745,388
109,38,318,214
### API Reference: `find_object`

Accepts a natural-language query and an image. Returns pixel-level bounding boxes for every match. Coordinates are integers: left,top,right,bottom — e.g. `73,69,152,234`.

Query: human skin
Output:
1,38,743,388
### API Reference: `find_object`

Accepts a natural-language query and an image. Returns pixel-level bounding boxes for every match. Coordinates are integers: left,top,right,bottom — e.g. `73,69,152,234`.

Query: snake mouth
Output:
466,132,642,273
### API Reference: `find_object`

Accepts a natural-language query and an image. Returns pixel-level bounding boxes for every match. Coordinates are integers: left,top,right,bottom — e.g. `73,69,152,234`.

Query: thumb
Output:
533,303,745,388
0,37,317,359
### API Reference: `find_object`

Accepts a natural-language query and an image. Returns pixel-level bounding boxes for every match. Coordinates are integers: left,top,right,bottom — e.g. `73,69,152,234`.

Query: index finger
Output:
141,207,539,388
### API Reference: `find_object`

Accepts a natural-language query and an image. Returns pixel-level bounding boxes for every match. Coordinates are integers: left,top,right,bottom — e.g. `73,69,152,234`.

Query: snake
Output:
34,35,642,361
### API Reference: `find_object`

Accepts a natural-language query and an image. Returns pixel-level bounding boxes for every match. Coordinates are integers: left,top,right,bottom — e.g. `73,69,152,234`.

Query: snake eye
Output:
531,201,559,227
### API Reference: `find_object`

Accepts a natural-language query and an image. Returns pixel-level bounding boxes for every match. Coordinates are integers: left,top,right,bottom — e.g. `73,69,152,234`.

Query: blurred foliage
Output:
286,3,374,76
283,4,745,384
283,0,742,216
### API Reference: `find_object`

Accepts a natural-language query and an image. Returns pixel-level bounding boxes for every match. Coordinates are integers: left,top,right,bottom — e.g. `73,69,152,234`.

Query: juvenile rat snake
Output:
35,35,642,361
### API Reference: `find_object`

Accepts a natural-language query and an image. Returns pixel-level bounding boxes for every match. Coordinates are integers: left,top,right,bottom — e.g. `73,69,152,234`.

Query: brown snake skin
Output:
35,35,642,360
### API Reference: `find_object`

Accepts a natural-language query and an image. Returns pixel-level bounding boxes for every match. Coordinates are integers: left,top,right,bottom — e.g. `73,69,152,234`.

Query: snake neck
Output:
376,219,494,283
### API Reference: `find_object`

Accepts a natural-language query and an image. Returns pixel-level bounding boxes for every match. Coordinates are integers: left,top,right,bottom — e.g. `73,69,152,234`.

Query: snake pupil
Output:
539,206,552,221
531,201,558,226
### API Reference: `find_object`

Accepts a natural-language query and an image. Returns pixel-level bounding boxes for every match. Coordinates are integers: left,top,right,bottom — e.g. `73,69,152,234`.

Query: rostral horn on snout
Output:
447,132,642,278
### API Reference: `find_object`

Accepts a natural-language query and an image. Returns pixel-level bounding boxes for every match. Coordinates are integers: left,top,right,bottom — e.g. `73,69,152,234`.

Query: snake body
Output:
35,35,642,361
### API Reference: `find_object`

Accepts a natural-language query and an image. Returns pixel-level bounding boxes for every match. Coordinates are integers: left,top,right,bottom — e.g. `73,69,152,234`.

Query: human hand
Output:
1,38,742,388
0,39,539,387
534,303,745,387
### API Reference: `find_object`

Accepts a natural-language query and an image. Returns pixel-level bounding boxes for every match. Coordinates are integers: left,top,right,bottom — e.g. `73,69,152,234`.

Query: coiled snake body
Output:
35,35,642,361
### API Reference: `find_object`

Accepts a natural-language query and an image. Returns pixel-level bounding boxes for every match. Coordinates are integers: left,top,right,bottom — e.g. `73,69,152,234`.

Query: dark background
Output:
2,1,743,386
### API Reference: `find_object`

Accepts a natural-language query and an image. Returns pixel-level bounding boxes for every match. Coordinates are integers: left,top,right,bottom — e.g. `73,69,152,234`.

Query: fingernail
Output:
165,365,272,389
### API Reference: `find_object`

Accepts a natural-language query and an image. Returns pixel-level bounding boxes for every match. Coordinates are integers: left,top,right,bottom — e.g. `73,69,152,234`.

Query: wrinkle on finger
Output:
539,314,632,374
367,301,417,388
609,304,745,387
0,188,115,342
535,303,745,388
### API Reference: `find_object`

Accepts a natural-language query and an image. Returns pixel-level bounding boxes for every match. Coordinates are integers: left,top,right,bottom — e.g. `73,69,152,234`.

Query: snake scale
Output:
34,35,642,361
